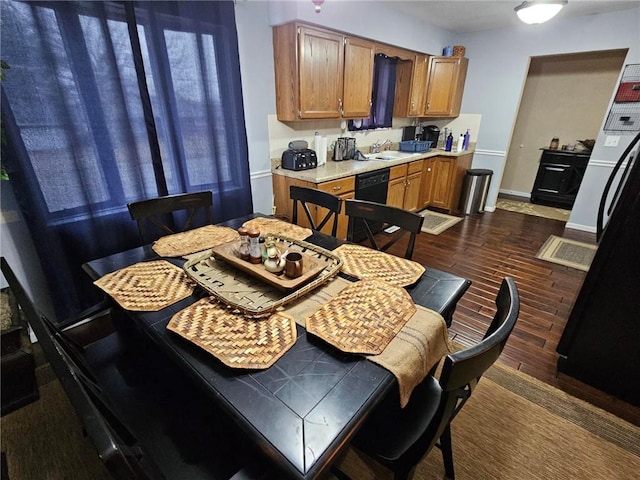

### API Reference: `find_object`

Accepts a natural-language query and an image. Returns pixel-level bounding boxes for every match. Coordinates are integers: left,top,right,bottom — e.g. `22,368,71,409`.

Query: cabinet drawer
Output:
318,176,355,194
389,164,408,180
408,160,424,175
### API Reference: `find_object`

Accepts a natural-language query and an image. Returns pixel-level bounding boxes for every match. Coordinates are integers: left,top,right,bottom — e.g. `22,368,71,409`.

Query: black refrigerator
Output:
556,133,640,406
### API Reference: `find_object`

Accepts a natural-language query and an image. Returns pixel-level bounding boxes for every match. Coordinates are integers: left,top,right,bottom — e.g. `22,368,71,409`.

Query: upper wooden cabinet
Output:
393,54,430,117
273,23,374,121
423,56,469,117
342,36,376,118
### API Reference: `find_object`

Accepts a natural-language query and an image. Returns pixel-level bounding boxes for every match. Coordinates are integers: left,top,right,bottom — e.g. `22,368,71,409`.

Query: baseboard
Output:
565,222,597,233
498,189,530,199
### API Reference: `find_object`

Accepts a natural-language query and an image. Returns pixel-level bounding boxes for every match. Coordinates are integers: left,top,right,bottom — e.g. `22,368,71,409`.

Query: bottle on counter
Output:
445,132,454,152
456,134,464,153
463,129,470,150
550,137,560,150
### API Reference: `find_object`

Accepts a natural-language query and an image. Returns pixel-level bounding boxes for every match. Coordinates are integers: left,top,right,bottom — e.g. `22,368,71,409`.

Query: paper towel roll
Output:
315,135,327,166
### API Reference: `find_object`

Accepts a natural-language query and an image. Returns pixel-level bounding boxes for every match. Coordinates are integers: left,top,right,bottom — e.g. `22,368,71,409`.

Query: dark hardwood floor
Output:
387,201,640,426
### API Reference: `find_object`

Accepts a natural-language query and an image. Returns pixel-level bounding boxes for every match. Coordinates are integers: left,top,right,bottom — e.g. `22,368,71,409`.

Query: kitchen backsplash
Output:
267,114,482,159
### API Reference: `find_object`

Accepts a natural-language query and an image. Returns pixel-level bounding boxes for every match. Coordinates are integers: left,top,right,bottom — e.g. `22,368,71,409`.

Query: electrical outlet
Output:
604,135,620,147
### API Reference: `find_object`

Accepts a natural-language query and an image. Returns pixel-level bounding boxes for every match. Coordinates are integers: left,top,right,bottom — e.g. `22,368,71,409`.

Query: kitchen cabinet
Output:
423,56,468,117
428,154,473,213
273,23,374,121
531,149,590,208
393,54,430,117
272,173,355,240
420,158,435,207
386,161,424,211
317,177,355,239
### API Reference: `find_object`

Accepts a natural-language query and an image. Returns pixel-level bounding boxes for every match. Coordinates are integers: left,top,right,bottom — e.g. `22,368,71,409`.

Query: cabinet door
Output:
386,164,408,208
298,26,344,119
393,54,429,117
318,176,355,240
342,37,375,118
420,158,435,207
387,176,407,209
424,57,468,117
408,55,429,117
430,158,455,209
403,170,423,211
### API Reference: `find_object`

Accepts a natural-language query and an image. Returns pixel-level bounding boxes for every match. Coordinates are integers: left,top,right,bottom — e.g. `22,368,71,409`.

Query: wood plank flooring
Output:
385,202,640,426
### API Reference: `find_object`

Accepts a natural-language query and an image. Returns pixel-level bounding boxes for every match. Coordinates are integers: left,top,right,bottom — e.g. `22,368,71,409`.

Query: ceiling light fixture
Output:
312,0,325,14
515,0,567,25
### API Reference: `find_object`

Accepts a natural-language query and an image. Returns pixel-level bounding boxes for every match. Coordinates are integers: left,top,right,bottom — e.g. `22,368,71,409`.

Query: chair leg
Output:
440,425,455,480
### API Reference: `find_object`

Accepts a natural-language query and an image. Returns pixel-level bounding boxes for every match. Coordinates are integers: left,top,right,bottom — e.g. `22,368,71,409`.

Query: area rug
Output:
496,198,571,222
3,362,639,480
333,362,640,480
536,235,597,272
418,209,462,235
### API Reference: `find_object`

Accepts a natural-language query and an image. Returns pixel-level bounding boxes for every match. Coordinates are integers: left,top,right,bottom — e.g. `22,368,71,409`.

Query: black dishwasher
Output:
348,168,390,242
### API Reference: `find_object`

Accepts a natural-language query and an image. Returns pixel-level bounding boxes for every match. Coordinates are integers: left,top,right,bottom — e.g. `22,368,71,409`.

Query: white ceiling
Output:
384,0,640,34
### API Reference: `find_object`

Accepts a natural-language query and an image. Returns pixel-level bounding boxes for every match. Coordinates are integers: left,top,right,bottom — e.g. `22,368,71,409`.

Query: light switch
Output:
604,135,620,147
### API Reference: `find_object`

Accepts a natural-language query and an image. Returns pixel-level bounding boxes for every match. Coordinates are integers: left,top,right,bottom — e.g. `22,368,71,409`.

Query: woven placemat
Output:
305,279,417,355
242,217,312,241
333,244,425,287
167,298,297,369
152,225,239,257
94,260,194,311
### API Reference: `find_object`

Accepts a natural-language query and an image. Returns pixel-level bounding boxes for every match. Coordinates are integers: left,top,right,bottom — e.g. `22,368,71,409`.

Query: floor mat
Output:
418,210,462,235
536,235,597,271
496,199,571,222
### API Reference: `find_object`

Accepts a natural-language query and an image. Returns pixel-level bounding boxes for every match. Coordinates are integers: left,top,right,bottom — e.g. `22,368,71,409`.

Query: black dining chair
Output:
127,190,213,244
333,277,520,480
344,199,424,259
290,185,342,237
0,257,273,480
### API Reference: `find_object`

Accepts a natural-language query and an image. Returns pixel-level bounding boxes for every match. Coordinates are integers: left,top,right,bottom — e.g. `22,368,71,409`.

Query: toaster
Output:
281,149,318,171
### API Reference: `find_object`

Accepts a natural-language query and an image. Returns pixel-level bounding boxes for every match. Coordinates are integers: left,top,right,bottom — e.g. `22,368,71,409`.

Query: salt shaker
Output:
248,229,261,264
237,227,250,261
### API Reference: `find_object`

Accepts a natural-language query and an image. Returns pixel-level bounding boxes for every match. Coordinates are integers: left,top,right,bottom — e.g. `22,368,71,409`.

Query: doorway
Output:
500,50,627,208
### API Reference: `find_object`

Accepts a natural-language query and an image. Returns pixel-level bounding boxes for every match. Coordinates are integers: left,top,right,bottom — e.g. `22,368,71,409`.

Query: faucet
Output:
371,139,392,154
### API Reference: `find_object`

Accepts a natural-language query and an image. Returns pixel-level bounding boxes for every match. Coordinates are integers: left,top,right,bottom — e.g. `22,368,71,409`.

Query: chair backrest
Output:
127,191,213,244
290,186,342,237
0,257,161,480
404,277,520,468
344,199,424,259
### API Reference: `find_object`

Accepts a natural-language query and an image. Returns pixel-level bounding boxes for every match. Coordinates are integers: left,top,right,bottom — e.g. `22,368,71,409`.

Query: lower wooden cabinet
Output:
317,177,355,239
272,153,472,239
272,174,355,240
386,161,423,212
428,154,473,213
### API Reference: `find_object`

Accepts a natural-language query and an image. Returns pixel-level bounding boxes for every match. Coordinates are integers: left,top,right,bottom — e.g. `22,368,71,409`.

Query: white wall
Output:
237,3,639,228
458,7,640,230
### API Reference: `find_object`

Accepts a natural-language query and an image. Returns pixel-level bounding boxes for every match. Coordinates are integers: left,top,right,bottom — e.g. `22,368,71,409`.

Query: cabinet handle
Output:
545,167,566,172
332,186,342,191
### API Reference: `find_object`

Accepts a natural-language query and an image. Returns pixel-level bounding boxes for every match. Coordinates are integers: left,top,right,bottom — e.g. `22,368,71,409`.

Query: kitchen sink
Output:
366,151,417,161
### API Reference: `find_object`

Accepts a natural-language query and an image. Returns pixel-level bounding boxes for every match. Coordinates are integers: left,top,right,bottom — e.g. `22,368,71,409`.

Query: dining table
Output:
83,213,471,480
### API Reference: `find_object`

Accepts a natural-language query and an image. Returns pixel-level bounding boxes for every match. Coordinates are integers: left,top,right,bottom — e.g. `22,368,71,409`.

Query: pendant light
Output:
515,0,567,25
312,0,325,13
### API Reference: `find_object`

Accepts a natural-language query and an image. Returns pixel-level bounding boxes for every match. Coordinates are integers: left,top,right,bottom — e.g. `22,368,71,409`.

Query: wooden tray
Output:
212,240,325,292
183,235,343,317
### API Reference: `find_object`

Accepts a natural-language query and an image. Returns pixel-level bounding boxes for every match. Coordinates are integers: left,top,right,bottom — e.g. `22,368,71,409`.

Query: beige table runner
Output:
282,277,452,407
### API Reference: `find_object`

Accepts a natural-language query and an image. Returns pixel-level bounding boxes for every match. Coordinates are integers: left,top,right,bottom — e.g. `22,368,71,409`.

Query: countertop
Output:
272,148,474,183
